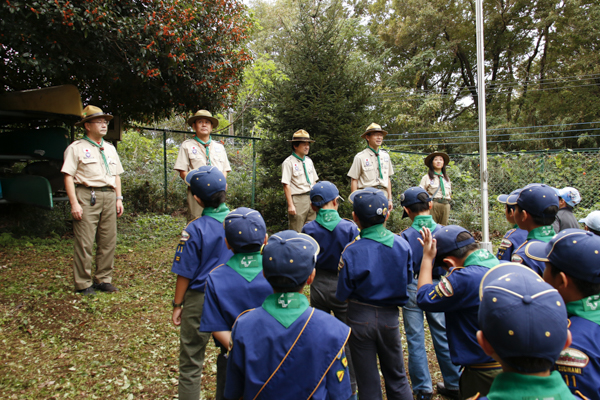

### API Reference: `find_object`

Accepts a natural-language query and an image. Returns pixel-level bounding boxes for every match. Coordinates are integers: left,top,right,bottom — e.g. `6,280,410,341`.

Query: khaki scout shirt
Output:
281,154,319,195
61,139,124,188
419,174,452,200
173,138,232,174
347,148,394,189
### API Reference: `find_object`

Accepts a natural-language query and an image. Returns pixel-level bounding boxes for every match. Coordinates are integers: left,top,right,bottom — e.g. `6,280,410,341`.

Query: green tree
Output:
1,0,255,121
256,0,373,213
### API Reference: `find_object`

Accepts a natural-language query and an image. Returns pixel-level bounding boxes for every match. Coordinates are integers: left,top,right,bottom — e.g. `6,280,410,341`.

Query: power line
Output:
388,127,600,142
388,134,600,147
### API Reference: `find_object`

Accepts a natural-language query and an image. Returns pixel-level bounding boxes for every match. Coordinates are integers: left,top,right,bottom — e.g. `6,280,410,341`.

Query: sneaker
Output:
76,286,96,296
436,382,460,400
414,391,433,400
93,282,119,293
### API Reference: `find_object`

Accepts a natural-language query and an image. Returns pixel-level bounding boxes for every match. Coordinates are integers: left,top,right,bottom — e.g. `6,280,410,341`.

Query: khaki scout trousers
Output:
72,186,116,291
288,193,316,233
432,201,450,226
187,187,204,221
179,289,211,400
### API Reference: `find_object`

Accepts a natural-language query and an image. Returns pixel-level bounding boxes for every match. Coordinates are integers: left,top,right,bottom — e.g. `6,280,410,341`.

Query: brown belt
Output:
433,198,450,204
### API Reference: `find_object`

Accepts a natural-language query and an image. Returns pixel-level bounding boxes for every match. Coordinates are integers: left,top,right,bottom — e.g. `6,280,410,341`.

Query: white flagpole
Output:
476,0,492,251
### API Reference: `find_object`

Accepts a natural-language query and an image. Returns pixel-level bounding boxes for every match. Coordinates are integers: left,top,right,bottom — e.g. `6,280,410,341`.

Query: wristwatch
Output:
116,196,124,200
172,300,184,308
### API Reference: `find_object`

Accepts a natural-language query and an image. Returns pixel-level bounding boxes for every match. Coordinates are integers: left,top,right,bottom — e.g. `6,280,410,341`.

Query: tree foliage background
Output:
0,0,254,121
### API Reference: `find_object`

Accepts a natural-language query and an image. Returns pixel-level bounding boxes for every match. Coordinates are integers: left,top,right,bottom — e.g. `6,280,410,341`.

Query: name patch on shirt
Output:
556,347,589,370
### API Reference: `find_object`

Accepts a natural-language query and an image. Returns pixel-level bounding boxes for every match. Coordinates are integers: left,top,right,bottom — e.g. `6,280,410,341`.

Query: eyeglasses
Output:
90,120,109,125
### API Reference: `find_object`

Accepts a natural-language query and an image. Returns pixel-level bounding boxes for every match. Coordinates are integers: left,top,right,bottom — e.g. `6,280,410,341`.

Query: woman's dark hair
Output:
547,262,600,298
203,190,226,209
427,157,449,182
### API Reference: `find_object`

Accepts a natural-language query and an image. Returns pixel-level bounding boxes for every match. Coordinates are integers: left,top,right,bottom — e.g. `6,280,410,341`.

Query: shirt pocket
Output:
80,157,100,175
292,163,304,177
187,146,202,160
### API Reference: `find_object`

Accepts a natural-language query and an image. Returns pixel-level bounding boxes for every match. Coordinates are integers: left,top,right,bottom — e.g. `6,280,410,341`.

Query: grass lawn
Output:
0,212,458,399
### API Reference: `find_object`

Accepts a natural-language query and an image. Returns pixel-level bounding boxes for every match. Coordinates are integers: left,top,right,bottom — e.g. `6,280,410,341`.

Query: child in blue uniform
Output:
302,181,359,399
225,230,352,400
336,187,413,400
170,166,233,400
506,184,558,275
474,263,574,400
495,190,528,261
417,225,501,399
526,229,600,400
399,187,460,400
199,207,272,400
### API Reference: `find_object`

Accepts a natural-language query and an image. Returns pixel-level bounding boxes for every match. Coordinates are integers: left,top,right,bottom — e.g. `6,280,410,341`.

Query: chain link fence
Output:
387,149,600,241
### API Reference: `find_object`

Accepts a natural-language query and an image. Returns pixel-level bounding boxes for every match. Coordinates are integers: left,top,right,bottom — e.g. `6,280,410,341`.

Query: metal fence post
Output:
540,153,545,184
163,130,168,212
252,138,257,208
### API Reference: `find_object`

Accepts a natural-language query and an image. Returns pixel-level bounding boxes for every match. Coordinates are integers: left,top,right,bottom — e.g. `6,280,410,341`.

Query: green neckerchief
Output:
291,152,311,185
434,171,445,197
360,224,394,248
411,215,437,232
201,203,230,223
566,294,600,326
226,252,263,282
262,293,310,328
526,225,556,242
82,135,111,176
368,146,383,179
512,224,519,229
316,209,342,232
486,371,574,400
464,249,499,269
193,136,212,165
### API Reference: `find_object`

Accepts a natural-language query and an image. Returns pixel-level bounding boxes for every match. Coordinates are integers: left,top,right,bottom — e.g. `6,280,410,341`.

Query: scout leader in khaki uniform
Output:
347,123,394,211
61,105,124,295
174,110,231,219
281,129,319,232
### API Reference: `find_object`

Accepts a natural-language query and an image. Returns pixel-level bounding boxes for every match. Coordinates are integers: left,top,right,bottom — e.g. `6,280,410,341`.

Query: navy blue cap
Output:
224,208,266,253
185,166,226,200
400,187,431,219
497,189,520,204
525,228,600,283
262,230,320,287
310,181,344,207
432,225,476,257
479,263,568,371
349,188,388,224
506,184,559,216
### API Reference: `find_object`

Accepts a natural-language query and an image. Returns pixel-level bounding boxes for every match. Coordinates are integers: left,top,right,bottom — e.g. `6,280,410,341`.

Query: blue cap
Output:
349,188,388,224
262,230,320,287
497,189,520,204
224,208,267,253
525,228,600,283
310,181,344,207
479,263,568,371
185,166,226,200
555,187,581,207
400,187,431,219
579,210,600,232
432,225,476,257
506,184,559,216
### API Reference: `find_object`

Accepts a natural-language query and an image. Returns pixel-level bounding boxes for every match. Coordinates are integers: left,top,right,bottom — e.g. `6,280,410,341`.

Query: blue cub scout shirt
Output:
336,234,413,307
401,225,445,277
302,218,359,272
496,228,527,261
417,263,498,367
200,261,272,334
171,216,233,292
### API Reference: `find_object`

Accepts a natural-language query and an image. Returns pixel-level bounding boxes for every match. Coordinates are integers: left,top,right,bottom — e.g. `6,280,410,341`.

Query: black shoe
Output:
436,382,460,400
93,282,119,293
76,286,96,296
414,391,433,400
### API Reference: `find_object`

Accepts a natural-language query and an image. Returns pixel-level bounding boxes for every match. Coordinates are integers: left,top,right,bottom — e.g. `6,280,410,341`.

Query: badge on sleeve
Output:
338,256,345,271
435,276,454,298
511,254,523,263
556,347,589,371
499,238,513,250
180,230,190,241
336,369,345,382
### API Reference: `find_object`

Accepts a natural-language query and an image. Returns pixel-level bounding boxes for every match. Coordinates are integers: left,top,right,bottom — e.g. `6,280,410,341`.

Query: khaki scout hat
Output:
187,110,219,128
287,129,315,142
424,151,450,167
75,105,113,127
361,123,388,139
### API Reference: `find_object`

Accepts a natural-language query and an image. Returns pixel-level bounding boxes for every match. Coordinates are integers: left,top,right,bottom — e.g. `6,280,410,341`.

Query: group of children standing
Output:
169,160,599,400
